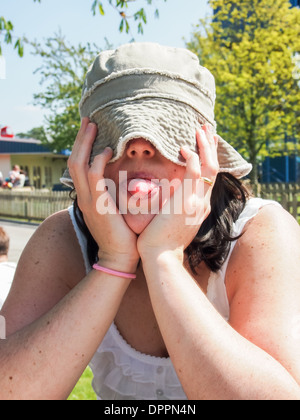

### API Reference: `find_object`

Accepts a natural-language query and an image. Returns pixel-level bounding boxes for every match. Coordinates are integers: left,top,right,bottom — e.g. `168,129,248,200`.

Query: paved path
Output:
0,219,39,263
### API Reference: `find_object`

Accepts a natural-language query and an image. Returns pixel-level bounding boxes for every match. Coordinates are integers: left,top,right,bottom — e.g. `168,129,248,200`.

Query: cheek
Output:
103,163,116,180
172,166,185,181
168,167,186,193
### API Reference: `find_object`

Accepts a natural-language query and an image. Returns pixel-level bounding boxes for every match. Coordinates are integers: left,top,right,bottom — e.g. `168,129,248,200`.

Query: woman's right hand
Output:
68,118,140,273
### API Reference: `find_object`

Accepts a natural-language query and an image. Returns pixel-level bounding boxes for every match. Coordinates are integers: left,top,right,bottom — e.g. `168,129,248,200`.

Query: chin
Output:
123,213,156,235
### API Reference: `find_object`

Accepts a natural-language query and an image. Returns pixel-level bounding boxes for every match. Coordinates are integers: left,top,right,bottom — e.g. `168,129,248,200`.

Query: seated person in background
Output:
8,165,21,187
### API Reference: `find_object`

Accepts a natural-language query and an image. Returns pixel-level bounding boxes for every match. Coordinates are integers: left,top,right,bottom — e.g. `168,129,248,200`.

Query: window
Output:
33,166,41,189
44,166,52,188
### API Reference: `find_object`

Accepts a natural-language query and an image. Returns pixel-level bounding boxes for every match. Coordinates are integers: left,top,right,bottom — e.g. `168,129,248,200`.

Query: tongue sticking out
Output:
128,179,158,199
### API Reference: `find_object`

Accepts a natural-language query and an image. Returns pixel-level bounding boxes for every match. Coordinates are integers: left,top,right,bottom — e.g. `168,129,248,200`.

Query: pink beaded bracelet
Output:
92,263,137,279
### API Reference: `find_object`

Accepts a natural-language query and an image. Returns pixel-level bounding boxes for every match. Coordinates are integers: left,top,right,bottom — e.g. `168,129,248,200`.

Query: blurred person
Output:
16,171,26,189
8,165,20,184
0,227,16,309
8,165,25,188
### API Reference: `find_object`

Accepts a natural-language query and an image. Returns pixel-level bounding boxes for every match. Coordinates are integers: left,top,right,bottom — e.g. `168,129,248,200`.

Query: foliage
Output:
188,0,300,182
0,0,40,56
16,126,48,142
30,34,102,152
0,16,23,56
68,367,96,400
91,0,167,35
0,0,167,57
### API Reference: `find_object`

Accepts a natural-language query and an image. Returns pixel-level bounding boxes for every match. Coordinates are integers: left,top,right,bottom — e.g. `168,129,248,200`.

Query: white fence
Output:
0,190,73,221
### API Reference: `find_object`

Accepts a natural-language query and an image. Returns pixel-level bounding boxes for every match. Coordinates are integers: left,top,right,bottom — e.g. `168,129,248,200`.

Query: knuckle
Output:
67,156,74,168
88,168,101,184
213,163,220,175
68,155,81,171
191,167,201,179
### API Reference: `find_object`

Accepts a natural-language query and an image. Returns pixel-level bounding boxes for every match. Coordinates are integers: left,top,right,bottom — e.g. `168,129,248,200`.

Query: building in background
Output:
0,134,69,189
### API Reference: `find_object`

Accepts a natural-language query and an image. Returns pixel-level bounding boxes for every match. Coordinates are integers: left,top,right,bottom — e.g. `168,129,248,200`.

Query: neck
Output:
0,255,8,263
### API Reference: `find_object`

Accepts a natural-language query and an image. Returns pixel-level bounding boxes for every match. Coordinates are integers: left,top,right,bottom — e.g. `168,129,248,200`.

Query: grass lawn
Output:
68,367,97,400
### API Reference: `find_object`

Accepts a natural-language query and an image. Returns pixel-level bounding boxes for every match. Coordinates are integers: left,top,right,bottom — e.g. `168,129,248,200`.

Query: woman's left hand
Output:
137,125,219,260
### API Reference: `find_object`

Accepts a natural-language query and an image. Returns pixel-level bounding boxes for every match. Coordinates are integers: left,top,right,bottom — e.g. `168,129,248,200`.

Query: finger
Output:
202,123,215,145
214,134,219,149
181,146,201,180
88,147,113,189
180,146,209,221
201,124,219,160
196,129,219,175
68,120,98,195
70,118,92,158
71,119,98,165
89,148,121,216
196,129,212,167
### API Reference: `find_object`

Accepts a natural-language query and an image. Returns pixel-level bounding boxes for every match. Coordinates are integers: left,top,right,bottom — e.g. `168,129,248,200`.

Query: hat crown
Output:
88,43,215,98
80,43,217,126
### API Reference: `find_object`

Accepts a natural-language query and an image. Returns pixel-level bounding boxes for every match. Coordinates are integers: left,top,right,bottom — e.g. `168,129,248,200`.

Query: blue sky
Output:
0,0,212,134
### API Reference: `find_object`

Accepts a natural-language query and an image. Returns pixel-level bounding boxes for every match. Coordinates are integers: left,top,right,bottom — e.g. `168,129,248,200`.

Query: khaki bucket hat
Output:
61,42,252,187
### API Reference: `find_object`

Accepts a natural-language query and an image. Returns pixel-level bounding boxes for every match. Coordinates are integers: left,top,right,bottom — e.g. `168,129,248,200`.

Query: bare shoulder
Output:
240,203,299,244
1,208,86,335
226,203,300,384
227,203,300,298
28,208,86,278
22,208,86,285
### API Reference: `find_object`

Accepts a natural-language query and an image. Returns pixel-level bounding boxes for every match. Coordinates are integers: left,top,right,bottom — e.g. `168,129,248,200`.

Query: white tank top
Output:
68,197,280,400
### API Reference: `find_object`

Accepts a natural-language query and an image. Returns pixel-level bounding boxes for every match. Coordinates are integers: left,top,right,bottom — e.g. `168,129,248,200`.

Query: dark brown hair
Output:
71,172,250,273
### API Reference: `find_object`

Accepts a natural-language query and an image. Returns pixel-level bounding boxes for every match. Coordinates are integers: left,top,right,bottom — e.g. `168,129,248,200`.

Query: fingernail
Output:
202,124,212,133
181,145,190,153
81,117,89,127
103,147,113,155
86,123,96,133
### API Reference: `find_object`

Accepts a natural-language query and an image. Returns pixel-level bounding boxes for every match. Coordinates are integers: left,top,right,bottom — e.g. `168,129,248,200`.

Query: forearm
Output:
0,269,131,400
142,251,300,400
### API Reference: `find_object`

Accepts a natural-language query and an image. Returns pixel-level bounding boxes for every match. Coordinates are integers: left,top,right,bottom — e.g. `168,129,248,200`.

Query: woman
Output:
0,43,300,400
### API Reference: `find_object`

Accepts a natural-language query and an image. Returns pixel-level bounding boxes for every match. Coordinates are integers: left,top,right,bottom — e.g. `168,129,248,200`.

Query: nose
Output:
126,138,156,159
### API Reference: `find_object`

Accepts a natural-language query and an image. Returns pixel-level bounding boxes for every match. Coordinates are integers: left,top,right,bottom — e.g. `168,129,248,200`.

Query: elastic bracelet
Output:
92,263,137,279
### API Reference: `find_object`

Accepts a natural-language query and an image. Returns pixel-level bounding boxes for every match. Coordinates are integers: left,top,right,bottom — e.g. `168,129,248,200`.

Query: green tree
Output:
0,0,40,56
30,34,102,152
188,0,300,183
0,0,166,57
91,0,167,35
16,126,48,142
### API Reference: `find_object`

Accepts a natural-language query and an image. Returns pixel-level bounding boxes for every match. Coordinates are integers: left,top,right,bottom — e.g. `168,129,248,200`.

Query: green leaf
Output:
14,39,24,57
119,18,124,32
99,3,105,15
91,0,98,15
